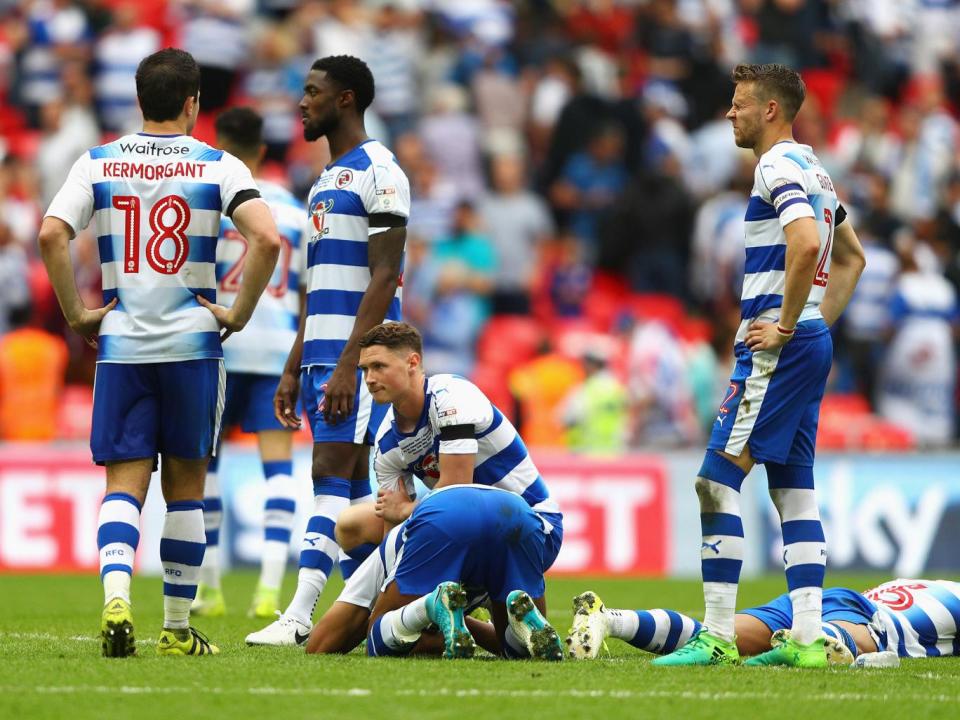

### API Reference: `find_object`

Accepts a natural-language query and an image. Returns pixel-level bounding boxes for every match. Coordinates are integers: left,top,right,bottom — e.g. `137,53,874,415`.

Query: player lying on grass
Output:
362,484,564,660
565,578,960,663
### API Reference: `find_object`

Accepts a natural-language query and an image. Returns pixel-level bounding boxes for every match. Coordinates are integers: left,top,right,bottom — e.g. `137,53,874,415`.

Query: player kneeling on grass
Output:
565,578,960,665
363,484,562,660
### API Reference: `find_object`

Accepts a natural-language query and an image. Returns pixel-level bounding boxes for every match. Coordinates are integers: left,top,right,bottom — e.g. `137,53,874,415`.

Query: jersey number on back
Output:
813,207,833,288
220,230,293,298
113,194,191,274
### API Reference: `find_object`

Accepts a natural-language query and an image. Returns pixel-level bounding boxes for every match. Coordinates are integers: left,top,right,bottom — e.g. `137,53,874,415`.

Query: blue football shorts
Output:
707,319,832,466
389,485,549,602
300,365,388,445
741,587,878,630
221,372,293,433
91,359,225,464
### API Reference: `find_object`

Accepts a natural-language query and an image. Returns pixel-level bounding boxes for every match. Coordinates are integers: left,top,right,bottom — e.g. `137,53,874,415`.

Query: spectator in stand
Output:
527,55,579,167
833,96,900,180
178,0,253,111
0,305,68,440
550,122,628,261
0,217,29,335
93,3,161,133
419,84,483,199
406,154,458,245
241,25,302,163
889,97,956,224
0,155,41,250
689,153,752,323
35,93,99,207
479,153,553,315
546,229,592,319
14,0,91,126
366,2,423,142
597,144,694,300
309,0,369,59
742,0,822,70
419,201,496,376
558,347,628,456
878,241,959,446
626,318,701,448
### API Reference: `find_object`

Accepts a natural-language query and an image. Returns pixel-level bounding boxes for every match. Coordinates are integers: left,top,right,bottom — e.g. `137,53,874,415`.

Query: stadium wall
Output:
1,445,958,578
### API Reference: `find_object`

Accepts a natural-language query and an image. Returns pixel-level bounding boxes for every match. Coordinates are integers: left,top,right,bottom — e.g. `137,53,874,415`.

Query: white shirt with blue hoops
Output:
738,141,839,344
216,179,307,376
864,579,960,658
44,132,260,363
303,139,410,367
373,374,560,519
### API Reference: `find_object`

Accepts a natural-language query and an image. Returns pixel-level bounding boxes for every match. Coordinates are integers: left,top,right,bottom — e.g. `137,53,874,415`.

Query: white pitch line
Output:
0,687,956,703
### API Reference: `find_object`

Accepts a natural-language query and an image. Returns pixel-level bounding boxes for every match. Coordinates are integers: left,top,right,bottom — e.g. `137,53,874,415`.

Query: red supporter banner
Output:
0,446,103,573
536,454,669,575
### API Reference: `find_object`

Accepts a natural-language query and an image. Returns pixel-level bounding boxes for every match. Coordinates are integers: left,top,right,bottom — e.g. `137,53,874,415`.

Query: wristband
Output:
776,325,795,337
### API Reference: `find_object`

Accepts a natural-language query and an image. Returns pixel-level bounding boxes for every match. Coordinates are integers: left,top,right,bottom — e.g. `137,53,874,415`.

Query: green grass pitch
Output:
1,572,957,720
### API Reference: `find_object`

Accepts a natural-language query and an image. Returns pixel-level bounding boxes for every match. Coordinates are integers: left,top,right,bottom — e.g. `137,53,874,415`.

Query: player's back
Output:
738,141,839,344
56,133,256,363
864,578,960,657
216,179,305,375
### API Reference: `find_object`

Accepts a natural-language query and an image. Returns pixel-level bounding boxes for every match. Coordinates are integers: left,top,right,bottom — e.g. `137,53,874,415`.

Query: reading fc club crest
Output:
311,198,335,235
336,169,353,189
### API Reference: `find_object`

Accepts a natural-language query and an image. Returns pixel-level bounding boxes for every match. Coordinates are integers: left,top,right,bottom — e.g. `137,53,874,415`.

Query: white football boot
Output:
245,612,312,647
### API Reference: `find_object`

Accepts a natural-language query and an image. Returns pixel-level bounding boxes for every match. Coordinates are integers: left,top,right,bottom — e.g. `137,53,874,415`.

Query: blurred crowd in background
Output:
1,0,960,453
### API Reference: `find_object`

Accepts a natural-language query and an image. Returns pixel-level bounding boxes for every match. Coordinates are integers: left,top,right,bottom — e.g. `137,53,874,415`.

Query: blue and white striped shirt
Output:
737,141,838,344
44,133,260,363
865,579,960,658
216,179,307,376
303,139,410,367
373,374,560,516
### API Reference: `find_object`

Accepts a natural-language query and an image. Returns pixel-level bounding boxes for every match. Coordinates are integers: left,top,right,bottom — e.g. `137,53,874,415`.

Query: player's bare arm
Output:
375,482,415,531
323,224,406,422
745,216,820,352
37,216,117,349
435,452,476,489
819,220,866,326
275,284,308,428
197,198,281,341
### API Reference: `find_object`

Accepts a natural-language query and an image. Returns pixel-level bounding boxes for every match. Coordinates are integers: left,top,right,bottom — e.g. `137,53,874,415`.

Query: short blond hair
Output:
732,63,806,121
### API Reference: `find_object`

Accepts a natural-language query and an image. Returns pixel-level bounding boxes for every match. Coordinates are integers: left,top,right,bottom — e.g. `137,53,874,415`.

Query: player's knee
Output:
694,475,724,508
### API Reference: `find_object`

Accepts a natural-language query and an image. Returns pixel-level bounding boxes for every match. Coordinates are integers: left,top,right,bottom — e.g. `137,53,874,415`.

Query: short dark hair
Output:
136,48,201,122
311,55,375,113
215,107,263,158
359,322,422,356
732,63,806,121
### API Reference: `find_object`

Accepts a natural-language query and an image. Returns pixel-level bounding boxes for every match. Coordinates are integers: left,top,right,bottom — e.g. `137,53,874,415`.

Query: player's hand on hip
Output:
745,321,791,353
69,297,118,349
322,363,357,423
274,371,302,429
196,294,244,342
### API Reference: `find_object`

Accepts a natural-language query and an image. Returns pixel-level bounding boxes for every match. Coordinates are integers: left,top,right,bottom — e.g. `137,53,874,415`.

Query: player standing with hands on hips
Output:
654,64,866,668
246,55,410,646
37,48,281,657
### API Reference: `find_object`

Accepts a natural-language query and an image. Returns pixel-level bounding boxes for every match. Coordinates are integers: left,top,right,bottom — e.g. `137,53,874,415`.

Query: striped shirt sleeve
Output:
759,157,814,228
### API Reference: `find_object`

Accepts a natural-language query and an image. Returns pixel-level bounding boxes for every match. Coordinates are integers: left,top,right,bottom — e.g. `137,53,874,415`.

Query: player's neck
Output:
393,374,426,432
754,128,796,158
141,119,189,136
326,123,368,165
